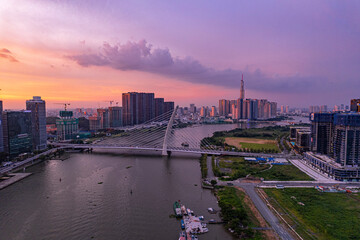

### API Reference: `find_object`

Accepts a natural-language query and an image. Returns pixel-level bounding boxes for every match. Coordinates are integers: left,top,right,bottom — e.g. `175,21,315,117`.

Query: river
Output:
0,118,308,240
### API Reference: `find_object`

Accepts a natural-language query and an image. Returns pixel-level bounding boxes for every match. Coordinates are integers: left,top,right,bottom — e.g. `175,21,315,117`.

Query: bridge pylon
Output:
162,106,178,156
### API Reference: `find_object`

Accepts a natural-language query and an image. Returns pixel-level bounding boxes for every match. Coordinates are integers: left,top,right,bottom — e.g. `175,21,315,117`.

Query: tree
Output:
211,180,217,186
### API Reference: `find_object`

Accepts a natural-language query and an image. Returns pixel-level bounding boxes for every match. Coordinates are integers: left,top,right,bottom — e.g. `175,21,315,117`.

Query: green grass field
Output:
264,188,360,240
218,157,312,181
239,142,279,152
252,165,313,181
217,187,264,239
219,157,269,180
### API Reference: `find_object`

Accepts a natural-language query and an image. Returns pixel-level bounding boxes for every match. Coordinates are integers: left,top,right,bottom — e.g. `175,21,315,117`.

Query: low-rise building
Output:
304,152,360,181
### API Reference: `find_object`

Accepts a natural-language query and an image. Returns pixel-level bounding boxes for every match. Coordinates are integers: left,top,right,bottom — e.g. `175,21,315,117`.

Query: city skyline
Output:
1,1,360,109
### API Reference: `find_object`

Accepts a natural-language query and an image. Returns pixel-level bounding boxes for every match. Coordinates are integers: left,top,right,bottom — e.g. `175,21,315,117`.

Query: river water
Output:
0,118,307,240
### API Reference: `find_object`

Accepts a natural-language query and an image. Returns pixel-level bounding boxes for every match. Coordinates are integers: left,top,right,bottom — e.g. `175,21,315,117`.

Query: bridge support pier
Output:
162,106,178,156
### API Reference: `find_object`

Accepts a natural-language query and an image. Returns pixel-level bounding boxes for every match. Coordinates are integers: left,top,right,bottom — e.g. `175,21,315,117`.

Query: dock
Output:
0,173,32,190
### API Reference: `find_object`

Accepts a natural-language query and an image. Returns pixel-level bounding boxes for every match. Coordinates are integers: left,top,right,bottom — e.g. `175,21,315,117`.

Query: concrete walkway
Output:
0,173,32,190
289,159,337,182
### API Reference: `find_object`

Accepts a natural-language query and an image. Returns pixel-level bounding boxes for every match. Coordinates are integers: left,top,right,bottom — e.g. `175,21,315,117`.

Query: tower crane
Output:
55,103,71,111
104,100,115,107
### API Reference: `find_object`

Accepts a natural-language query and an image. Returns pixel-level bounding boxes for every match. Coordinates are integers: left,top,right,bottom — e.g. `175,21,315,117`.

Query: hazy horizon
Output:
1,1,359,109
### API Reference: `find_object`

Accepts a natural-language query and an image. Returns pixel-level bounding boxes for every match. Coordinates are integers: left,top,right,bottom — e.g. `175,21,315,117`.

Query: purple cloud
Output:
68,40,328,93
0,48,18,62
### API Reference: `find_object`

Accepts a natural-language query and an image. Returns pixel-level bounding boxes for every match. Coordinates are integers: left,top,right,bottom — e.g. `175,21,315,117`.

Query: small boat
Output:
180,219,185,230
178,231,186,240
191,235,198,240
198,216,204,220
181,142,189,147
173,201,182,217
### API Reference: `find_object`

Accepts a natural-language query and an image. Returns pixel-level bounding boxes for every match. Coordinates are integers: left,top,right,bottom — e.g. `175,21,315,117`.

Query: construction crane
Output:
55,103,71,111
104,100,115,107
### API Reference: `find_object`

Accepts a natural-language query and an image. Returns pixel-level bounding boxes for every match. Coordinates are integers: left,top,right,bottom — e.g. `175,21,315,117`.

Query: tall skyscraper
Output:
154,98,164,117
350,99,360,112
240,74,245,100
89,116,101,131
164,101,175,113
122,92,137,126
236,98,243,119
218,99,230,116
122,92,172,126
189,104,196,114
109,106,122,127
97,108,109,129
280,105,285,114
2,111,33,157
310,112,335,155
210,106,217,117
26,96,47,150
333,113,360,166
200,106,207,117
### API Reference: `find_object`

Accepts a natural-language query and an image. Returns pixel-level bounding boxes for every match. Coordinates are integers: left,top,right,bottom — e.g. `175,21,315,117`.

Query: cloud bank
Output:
68,40,325,93
0,48,18,62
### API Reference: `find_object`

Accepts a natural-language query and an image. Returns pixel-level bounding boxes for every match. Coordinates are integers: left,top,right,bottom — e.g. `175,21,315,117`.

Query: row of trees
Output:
199,154,208,178
217,187,255,238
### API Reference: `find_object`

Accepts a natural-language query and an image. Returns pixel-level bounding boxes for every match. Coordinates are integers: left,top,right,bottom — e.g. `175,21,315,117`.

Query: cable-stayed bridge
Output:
56,107,291,158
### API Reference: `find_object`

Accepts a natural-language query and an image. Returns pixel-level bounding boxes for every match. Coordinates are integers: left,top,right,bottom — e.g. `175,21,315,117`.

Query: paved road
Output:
241,184,294,240
218,181,294,240
0,148,61,176
289,159,332,182
259,180,360,188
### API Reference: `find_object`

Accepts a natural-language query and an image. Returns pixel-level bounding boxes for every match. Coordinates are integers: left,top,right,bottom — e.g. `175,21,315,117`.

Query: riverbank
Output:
0,173,32,190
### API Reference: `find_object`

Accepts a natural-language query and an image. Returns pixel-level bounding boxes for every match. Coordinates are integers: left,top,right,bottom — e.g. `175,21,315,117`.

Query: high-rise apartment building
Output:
56,111,79,140
200,106,208,117
189,104,196,114
280,105,285,114
97,108,109,129
310,113,335,155
122,92,172,126
333,114,360,166
122,92,137,126
219,99,230,116
350,99,360,112
26,96,47,150
236,98,243,119
217,74,276,120
154,98,164,118
2,111,33,157
164,101,175,114
109,106,122,127
305,111,360,180
89,116,101,132
309,105,320,113
210,106,217,117
320,105,328,113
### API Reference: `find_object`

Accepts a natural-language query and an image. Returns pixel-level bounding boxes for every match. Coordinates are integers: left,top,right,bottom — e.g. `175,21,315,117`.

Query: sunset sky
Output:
1,0,359,109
